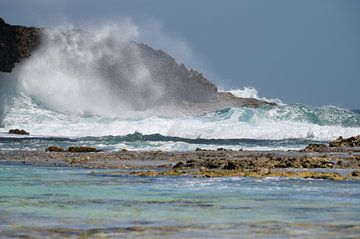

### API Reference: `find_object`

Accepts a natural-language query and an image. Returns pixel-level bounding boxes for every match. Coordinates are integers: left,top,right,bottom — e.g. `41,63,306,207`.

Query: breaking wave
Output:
0,92,359,151
0,23,359,151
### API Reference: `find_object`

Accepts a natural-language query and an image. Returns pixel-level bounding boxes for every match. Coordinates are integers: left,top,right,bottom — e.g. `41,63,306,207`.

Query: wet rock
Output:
0,18,40,72
173,161,185,169
329,135,360,147
303,144,328,152
67,146,99,153
46,146,65,152
221,161,237,170
8,129,30,135
351,171,360,177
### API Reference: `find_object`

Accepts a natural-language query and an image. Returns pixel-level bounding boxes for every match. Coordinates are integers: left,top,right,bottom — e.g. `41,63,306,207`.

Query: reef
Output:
46,146,100,153
1,146,359,180
329,135,360,147
301,135,360,153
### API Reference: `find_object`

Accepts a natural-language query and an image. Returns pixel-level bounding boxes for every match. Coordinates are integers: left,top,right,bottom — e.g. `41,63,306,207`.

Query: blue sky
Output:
1,0,359,108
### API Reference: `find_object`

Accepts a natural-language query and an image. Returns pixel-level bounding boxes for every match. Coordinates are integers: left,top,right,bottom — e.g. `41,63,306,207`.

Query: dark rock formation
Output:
46,146,65,152
67,146,99,153
0,18,274,108
8,129,30,135
329,135,360,147
303,144,329,152
0,18,40,72
46,145,99,152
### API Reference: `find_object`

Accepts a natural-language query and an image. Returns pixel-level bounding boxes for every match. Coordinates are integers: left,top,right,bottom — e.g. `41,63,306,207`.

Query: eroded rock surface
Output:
0,18,40,72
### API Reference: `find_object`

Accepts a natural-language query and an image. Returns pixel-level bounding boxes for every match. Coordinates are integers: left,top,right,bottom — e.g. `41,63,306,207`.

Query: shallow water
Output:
0,164,359,238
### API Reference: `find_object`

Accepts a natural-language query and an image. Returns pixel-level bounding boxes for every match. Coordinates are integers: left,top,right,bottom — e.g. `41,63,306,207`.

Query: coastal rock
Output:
329,135,360,147
8,129,29,135
349,171,360,180
67,146,99,153
303,144,329,152
0,18,40,72
0,18,274,109
46,146,65,152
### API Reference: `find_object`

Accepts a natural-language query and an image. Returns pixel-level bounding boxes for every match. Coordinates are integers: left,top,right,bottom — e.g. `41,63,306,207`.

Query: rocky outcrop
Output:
302,135,360,153
0,18,274,108
329,135,360,147
46,146,99,152
0,18,40,72
303,144,329,152
8,129,30,135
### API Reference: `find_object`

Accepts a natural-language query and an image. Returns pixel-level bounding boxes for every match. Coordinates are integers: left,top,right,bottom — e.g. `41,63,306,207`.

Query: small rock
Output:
303,144,328,152
46,146,65,152
67,146,99,153
173,161,185,169
8,129,29,135
221,161,237,170
329,135,360,147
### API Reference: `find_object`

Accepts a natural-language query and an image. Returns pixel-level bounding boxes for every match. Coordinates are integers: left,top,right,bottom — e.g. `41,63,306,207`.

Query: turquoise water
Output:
1,93,360,152
0,164,359,238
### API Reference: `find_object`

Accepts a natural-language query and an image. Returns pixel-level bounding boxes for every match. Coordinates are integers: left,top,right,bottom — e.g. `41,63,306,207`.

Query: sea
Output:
1,25,360,238
0,88,359,238
0,88,359,151
0,164,360,238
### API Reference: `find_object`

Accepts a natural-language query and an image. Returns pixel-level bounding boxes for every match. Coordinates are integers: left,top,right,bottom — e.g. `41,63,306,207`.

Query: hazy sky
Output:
1,0,359,108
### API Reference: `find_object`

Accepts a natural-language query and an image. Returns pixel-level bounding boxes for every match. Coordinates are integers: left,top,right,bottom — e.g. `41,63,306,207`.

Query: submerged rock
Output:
329,135,360,147
8,129,29,135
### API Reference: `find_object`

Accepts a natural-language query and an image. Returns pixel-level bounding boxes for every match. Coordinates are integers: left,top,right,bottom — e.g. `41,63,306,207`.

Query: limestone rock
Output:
0,18,40,72
329,135,360,147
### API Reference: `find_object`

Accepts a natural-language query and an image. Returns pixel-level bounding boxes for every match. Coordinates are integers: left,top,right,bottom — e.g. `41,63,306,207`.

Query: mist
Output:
11,19,218,117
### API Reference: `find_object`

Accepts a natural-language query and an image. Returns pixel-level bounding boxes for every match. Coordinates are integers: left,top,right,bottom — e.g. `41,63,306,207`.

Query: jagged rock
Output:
46,146,65,152
351,171,360,177
329,135,360,147
8,129,29,135
0,18,40,72
0,18,275,109
303,144,329,152
67,146,99,153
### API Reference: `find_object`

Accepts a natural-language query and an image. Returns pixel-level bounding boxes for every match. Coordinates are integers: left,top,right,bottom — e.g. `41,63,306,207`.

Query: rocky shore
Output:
0,18,40,72
1,142,359,180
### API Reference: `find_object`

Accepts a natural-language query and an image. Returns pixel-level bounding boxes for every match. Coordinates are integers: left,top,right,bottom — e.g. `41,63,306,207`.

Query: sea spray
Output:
17,22,163,116
1,22,360,151
1,93,360,143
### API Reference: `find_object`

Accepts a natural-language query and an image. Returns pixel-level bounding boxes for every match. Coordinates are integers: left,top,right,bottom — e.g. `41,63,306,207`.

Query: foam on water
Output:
0,23,359,151
0,92,359,151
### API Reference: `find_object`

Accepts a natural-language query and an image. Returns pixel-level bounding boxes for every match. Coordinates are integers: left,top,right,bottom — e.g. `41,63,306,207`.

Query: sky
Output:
1,0,359,108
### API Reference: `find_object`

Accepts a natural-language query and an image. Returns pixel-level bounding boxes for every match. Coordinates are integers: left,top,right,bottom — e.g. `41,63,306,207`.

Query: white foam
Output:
226,87,283,105
2,94,360,143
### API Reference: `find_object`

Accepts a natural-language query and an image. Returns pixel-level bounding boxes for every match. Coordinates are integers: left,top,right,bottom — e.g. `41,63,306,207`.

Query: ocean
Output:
0,89,360,151
1,164,359,238
1,25,360,238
